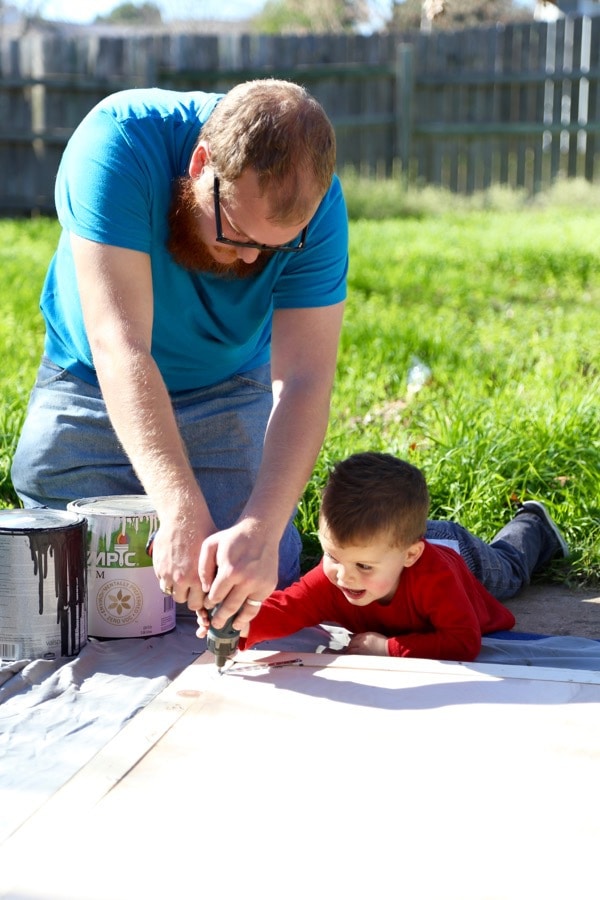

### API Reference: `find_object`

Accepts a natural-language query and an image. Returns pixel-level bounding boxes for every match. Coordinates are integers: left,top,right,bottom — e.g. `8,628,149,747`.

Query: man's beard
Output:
167,177,270,279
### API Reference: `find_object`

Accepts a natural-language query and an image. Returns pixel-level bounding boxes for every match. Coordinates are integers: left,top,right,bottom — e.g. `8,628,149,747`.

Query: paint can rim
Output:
0,508,86,533
67,495,157,516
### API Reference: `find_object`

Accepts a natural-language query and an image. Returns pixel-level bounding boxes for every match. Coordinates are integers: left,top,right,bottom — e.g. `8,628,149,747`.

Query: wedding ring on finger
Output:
162,583,174,595
246,598,262,607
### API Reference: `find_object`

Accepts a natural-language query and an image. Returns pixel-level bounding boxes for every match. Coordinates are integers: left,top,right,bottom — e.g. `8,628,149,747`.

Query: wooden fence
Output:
0,16,599,215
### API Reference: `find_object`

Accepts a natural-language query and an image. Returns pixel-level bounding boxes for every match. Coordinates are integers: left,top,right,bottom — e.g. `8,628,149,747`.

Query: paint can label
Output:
67,496,175,639
0,509,88,661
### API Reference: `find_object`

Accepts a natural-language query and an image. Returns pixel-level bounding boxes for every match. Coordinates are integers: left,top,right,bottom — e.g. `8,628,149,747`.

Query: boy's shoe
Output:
515,500,570,560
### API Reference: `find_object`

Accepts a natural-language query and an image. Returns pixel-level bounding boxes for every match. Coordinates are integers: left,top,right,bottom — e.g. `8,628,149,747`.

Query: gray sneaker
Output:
516,501,570,559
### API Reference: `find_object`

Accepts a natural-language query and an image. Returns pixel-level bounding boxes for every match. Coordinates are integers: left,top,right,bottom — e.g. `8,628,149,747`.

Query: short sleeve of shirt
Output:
54,89,220,253
272,174,348,310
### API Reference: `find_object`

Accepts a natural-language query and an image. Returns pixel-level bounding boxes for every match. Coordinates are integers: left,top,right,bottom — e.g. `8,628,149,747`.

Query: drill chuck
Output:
207,606,240,670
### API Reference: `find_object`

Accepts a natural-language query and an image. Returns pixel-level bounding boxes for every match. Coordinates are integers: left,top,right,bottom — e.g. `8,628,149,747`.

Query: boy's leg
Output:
507,501,569,563
489,502,568,592
426,505,567,601
425,520,526,599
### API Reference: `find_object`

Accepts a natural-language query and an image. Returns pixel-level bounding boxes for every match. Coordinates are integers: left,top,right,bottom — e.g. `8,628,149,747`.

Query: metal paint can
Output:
67,495,175,639
0,508,88,661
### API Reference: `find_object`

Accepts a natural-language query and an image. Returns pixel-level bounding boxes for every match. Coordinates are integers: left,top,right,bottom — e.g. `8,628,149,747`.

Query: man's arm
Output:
201,300,345,629
71,235,213,607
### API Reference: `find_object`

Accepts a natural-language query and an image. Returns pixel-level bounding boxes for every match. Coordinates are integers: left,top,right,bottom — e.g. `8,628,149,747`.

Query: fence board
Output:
585,18,600,180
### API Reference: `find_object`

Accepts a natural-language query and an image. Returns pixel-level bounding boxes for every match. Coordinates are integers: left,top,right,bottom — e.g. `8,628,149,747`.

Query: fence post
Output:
395,42,414,187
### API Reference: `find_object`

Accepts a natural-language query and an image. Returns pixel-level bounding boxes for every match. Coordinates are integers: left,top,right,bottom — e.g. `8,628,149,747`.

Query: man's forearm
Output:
241,380,332,538
94,343,210,525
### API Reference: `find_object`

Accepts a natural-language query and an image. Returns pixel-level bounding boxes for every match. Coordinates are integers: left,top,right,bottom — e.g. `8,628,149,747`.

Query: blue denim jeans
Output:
426,513,558,601
11,357,301,587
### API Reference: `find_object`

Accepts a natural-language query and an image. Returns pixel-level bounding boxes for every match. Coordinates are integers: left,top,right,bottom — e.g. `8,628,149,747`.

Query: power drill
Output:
206,605,241,672
146,531,239,671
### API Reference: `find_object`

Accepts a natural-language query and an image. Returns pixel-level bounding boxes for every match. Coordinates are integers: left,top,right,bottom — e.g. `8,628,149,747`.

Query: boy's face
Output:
319,523,422,607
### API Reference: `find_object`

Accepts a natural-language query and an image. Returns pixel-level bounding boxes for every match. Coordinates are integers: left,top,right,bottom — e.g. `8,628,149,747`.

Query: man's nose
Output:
236,246,261,264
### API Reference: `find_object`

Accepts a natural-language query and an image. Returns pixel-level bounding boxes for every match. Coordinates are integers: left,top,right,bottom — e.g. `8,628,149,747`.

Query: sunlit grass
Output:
0,218,57,501
302,196,600,585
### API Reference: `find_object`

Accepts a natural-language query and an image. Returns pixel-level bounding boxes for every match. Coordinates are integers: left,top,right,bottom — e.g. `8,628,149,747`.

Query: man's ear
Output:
189,141,210,179
403,540,425,568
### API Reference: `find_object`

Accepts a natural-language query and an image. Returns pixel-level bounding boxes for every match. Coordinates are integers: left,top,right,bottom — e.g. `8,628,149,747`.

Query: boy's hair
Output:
200,78,336,226
319,452,430,548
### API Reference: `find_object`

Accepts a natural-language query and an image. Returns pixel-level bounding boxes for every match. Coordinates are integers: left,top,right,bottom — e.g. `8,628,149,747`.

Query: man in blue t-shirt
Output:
12,79,348,631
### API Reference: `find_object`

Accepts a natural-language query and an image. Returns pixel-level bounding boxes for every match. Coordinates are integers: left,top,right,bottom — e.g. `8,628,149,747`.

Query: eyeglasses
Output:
213,176,308,253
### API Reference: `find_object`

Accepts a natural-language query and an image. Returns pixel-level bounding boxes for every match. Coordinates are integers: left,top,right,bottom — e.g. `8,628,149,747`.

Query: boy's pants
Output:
426,514,558,601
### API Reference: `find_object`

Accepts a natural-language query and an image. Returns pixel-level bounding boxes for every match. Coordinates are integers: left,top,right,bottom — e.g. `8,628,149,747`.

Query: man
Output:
11,79,348,631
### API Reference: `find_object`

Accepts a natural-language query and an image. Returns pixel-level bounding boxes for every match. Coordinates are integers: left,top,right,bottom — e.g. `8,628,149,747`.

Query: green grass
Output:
1,180,599,585
301,183,600,585
0,218,57,502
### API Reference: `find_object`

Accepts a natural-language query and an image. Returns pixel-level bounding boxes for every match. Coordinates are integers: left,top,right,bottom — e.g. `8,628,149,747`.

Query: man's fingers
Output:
198,537,218,594
195,608,210,639
185,583,209,612
158,576,209,610
231,596,265,631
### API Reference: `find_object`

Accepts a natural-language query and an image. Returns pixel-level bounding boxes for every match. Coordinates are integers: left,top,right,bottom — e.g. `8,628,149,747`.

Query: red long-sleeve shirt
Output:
241,541,515,662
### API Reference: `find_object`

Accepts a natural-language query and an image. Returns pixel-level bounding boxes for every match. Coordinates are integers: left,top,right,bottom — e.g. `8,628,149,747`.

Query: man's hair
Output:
200,78,336,225
320,452,430,548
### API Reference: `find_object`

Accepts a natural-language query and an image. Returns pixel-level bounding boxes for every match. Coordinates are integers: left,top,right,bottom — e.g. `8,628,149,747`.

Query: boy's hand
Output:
346,632,389,656
195,608,251,640
195,608,210,639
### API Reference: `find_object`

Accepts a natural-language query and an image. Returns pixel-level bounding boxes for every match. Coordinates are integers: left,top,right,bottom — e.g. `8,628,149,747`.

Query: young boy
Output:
200,452,569,663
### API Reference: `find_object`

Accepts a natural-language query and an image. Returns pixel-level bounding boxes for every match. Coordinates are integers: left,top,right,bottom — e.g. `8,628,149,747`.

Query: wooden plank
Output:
550,19,567,180
1,650,600,898
563,16,578,178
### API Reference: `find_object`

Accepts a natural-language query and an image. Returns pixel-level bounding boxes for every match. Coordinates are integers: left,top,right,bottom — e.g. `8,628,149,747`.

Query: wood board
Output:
1,650,600,900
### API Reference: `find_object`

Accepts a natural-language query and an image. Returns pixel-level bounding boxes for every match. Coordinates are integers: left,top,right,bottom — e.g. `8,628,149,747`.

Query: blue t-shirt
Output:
43,88,349,392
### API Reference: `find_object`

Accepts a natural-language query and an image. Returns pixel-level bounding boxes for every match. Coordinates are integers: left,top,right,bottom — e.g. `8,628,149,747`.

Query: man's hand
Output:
150,516,213,612
198,518,280,628
346,632,390,656
195,601,259,640
195,607,211,639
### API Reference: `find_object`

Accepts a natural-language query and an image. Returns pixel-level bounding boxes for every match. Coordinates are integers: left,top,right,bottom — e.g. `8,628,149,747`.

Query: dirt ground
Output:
504,582,600,639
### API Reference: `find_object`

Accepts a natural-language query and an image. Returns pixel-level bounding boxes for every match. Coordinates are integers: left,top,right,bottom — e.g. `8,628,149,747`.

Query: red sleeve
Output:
239,563,337,650
386,565,485,662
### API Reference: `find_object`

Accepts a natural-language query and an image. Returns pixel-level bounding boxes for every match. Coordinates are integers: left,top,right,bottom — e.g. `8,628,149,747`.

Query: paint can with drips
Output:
67,495,175,639
0,508,88,662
